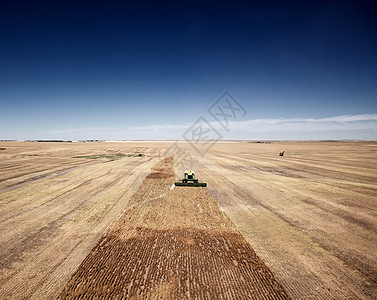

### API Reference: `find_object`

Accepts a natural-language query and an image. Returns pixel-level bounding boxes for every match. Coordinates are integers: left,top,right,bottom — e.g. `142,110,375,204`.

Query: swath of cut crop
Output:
59,228,288,299
58,158,289,299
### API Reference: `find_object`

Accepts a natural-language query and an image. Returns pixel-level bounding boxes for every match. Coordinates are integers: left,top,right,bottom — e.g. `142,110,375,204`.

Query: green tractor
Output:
174,170,207,187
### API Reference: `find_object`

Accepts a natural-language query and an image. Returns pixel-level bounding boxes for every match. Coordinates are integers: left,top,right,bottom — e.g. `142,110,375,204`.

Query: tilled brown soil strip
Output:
58,158,289,299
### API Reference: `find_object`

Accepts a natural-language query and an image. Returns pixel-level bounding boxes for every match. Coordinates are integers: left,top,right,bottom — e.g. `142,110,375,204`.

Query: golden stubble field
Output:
0,141,376,299
58,158,288,299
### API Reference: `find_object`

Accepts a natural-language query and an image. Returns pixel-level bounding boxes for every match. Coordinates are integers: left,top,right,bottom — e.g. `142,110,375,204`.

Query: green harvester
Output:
174,170,207,187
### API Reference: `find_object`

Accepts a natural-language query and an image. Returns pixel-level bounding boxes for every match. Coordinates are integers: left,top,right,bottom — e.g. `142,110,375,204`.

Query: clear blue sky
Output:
1,0,376,140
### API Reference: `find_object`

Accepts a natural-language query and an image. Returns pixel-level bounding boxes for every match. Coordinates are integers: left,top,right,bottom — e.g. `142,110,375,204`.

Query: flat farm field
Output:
0,141,376,299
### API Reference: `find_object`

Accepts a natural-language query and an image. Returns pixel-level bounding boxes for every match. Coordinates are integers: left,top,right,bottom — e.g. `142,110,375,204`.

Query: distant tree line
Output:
25,140,73,142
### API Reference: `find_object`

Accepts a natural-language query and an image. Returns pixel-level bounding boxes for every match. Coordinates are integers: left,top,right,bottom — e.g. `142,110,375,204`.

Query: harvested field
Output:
59,158,289,299
0,141,376,299
194,142,377,299
0,142,163,299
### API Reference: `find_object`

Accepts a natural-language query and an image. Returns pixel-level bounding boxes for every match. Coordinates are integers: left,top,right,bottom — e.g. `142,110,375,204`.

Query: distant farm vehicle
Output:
175,170,207,187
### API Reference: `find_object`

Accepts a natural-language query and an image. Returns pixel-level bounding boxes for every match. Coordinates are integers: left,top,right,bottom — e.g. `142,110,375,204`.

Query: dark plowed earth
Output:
58,158,289,299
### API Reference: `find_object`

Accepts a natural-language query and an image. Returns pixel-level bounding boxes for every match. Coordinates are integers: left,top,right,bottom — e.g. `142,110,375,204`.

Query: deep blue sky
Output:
1,0,376,140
